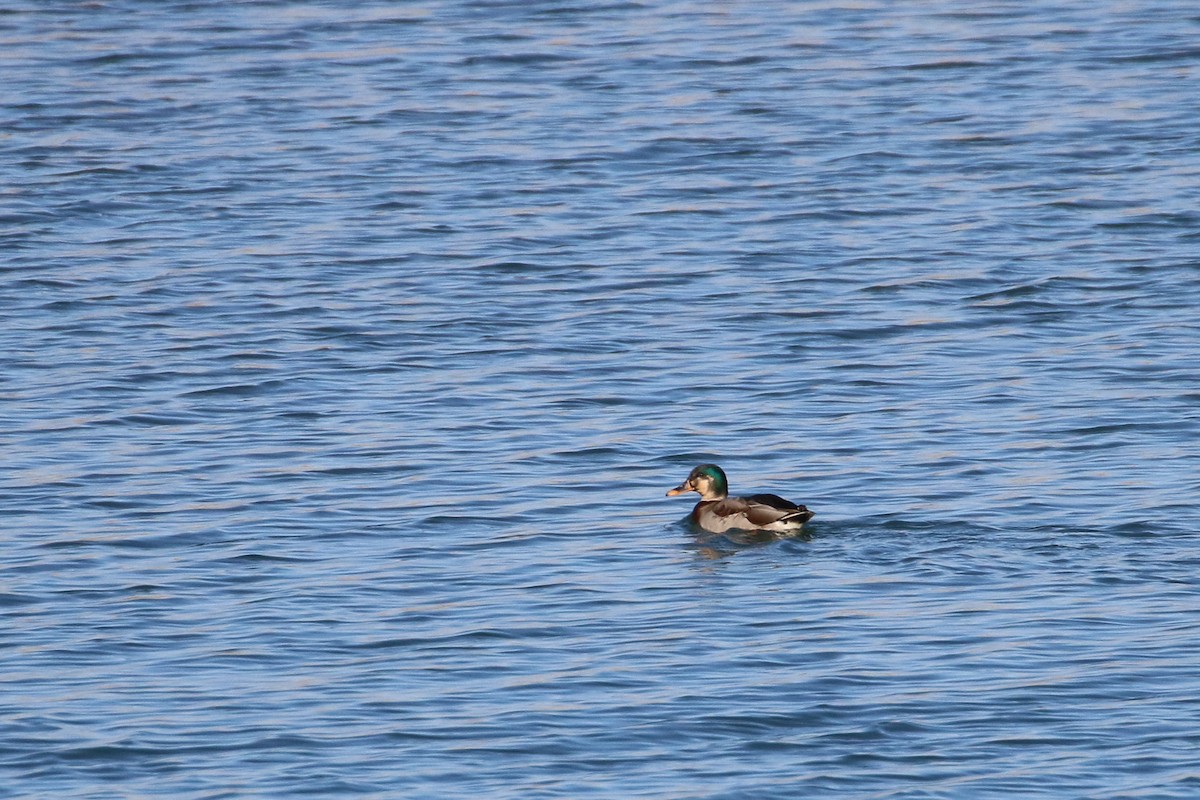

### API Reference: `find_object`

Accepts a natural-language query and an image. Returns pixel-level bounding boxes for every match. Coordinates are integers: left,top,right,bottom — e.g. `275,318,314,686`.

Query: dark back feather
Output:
745,493,803,511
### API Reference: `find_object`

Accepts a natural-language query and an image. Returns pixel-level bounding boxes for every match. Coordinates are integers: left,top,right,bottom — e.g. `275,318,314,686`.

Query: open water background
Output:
3,1,1200,797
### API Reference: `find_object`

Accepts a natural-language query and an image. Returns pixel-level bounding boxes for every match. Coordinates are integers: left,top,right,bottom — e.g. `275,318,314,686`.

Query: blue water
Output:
3,1,1200,797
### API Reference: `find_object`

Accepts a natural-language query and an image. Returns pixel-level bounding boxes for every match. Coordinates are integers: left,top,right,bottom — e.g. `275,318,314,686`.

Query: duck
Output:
666,463,814,534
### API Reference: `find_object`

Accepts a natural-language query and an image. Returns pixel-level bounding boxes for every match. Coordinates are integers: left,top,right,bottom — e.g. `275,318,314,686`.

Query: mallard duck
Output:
666,463,814,533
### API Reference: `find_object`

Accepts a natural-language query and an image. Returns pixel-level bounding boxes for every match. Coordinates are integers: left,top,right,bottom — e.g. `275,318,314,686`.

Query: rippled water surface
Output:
4,1,1200,797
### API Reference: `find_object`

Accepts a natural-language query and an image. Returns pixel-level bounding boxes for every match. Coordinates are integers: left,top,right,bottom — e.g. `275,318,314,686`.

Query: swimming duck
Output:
666,464,814,533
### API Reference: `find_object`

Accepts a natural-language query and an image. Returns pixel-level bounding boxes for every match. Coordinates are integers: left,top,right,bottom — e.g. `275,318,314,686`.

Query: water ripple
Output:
3,0,1200,798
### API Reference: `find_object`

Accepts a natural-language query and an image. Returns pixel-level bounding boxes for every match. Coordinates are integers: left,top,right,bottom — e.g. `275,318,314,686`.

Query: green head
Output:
666,463,729,501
